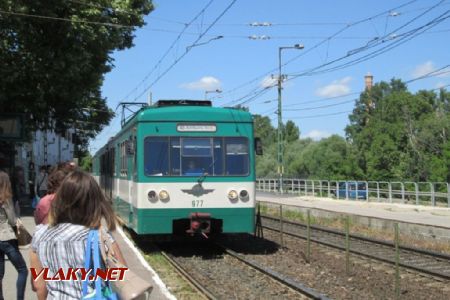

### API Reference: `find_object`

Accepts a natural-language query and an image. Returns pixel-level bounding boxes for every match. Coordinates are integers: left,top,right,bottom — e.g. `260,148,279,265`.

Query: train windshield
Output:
144,136,249,176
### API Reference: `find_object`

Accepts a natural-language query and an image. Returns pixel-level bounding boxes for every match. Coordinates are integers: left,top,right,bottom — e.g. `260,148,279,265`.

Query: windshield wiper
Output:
197,158,218,184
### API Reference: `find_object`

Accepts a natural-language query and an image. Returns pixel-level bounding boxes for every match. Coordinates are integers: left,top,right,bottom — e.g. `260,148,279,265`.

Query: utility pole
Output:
277,44,304,193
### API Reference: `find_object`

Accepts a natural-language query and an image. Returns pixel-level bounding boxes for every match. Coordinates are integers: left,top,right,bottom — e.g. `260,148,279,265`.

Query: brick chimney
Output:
364,72,373,90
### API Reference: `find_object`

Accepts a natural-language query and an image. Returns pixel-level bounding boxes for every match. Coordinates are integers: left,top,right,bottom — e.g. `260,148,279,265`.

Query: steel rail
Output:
218,244,331,300
261,215,450,280
160,250,217,300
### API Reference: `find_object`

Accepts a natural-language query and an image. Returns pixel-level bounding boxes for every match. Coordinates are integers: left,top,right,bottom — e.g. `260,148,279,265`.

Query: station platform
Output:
257,191,450,241
3,201,174,300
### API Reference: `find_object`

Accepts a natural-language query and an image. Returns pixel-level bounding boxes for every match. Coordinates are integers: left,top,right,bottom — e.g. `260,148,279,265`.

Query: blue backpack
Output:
82,229,118,300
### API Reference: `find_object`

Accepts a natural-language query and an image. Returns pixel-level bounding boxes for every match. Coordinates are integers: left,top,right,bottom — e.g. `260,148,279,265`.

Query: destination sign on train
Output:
177,124,216,132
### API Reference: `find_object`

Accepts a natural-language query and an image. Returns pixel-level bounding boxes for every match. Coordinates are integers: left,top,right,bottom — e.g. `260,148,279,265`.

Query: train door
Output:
128,135,137,226
108,147,115,201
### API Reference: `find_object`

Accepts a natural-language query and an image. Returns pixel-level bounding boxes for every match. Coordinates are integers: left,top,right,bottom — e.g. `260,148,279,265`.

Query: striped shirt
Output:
32,223,114,300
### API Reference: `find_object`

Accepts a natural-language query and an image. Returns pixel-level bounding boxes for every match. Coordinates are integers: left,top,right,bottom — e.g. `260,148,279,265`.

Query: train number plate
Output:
192,200,203,207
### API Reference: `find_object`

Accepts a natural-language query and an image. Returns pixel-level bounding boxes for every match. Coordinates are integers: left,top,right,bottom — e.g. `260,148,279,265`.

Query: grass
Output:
258,203,450,254
120,229,203,299
142,251,202,300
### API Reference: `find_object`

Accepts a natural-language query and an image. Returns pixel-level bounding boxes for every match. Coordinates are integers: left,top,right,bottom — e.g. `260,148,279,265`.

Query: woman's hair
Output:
50,170,116,230
47,170,70,194
0,171,12,205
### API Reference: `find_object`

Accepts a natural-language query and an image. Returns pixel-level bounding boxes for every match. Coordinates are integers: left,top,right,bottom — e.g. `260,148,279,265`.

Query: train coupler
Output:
186,212,211,238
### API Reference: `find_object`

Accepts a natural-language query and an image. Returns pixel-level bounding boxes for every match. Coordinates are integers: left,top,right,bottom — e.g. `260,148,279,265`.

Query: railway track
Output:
159,242,330,300
261,214,450,280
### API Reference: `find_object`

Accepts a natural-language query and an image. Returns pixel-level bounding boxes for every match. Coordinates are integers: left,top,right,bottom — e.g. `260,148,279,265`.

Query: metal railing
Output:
256,178,450,208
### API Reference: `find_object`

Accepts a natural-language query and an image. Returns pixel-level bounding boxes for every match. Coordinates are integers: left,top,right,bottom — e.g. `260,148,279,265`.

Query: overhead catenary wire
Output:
283,98,357,112
287,2,449,80
120,0,215,102
405,64,450,83
0,9,139,28
226,1,450,110
258,73,450,120
131,0,238,103
92,0,238,149
215,0,421,107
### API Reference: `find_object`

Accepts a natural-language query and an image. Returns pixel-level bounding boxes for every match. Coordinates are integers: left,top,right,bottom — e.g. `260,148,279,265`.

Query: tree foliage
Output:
346,79,449,182
255,80,450,182
0,0,153,151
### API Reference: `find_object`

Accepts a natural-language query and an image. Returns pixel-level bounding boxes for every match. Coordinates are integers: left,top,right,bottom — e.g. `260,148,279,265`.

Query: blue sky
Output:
93,0,450,153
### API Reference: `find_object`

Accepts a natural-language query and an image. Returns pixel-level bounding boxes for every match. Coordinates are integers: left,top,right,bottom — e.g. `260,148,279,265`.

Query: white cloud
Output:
260,76,277,88
435,81,447,89
180,76,221,90
412,61,435,78
304,130,331,140
315,77,352,97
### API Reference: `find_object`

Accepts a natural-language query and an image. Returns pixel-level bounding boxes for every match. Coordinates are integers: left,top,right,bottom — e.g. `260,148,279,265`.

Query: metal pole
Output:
279,204,284,248
389,182,392,203
306,209,311,262
345,216,350,275
277,47,283,194
447,183,450,208
327,180,331,198
319,181,322,197
431,183,435,206
276,45,304,193
394,223,400,299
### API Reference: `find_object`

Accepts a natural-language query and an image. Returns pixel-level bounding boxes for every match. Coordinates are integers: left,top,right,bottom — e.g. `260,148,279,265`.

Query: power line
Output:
405,64,450,83
131,0,238,102
0,9,137,28
120,0,215,102
287,2,450,79
284,92,361,108
284,98,357,112
215,0,420,106
154,2,450,29
291,110,353,119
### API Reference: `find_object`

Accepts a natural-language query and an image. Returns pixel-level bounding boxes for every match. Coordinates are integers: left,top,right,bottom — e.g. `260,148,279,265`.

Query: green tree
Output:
346,79,450,181
253,114,276,145
288,135,361,179
284,120,300,143
0,0,153,150
79,151,93,172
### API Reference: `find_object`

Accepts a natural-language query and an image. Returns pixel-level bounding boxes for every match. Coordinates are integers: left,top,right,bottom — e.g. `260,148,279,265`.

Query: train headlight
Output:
159,190,170,201
239,189,249,201
228,190,238,201
148,190,158,202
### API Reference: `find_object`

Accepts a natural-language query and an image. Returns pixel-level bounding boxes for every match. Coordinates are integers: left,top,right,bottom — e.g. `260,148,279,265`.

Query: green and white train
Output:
92,100,261,237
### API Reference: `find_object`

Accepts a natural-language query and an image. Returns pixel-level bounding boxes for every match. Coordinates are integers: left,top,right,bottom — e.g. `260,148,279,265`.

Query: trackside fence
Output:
256,178,450,208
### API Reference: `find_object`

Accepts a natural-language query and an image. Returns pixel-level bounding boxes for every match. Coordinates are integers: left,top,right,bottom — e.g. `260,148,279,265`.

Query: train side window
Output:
144,137,169,176
224,137,249,175
120,142,128,177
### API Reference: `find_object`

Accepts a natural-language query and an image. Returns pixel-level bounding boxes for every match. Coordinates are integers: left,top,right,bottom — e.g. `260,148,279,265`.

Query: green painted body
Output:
114,197,255,234
93,104,256,235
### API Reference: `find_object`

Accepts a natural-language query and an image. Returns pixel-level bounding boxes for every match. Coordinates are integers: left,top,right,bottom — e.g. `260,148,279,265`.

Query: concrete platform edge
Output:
116,227,176,300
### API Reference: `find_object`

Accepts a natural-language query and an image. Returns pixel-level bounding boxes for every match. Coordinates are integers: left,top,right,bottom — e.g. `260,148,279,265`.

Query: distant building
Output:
3,129,75,196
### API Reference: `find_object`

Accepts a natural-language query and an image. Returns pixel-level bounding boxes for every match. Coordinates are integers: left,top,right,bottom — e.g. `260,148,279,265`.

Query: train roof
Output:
132,102,253,123
94,101,253,157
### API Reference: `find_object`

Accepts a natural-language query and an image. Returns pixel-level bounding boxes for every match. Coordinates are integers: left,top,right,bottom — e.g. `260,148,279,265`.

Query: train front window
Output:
144,136,249,176
181,138,212,176
144,137,169,176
